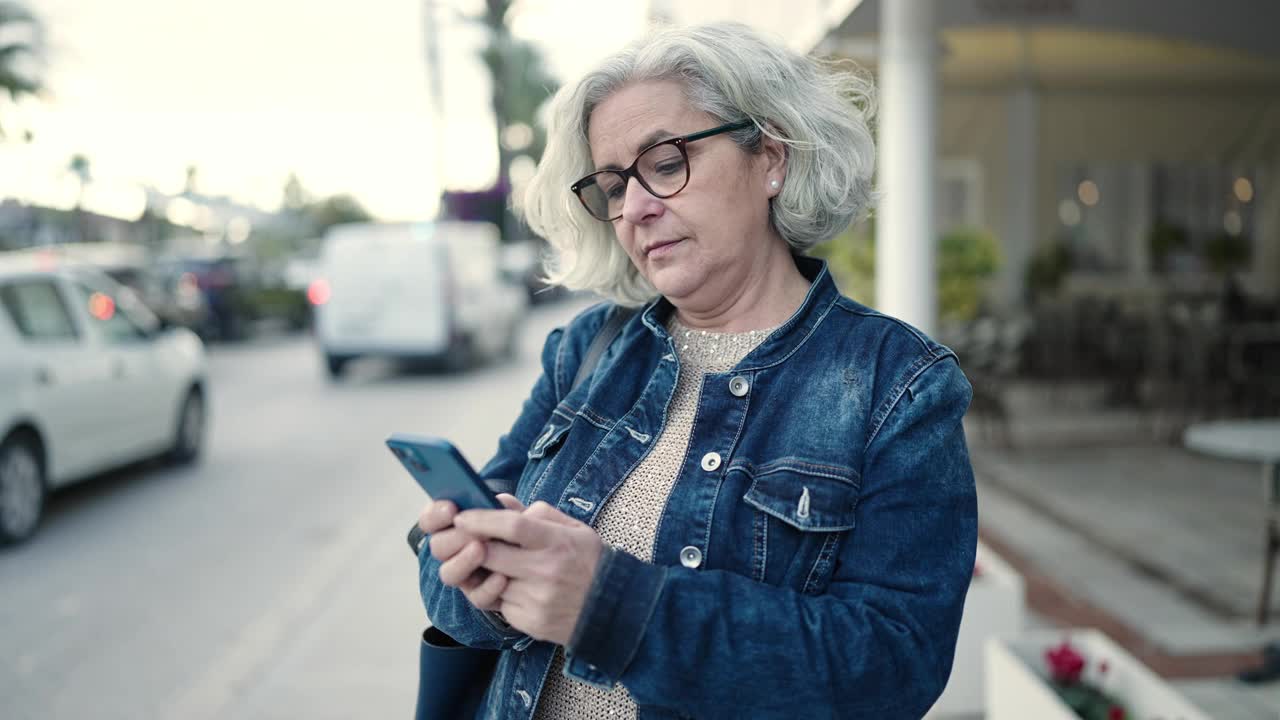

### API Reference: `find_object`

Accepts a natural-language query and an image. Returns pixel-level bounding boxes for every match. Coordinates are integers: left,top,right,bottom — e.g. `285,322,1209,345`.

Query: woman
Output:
418,22,977,720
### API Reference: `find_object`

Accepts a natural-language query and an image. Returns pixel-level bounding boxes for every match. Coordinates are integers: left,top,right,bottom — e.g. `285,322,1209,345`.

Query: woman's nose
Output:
620,177,664,224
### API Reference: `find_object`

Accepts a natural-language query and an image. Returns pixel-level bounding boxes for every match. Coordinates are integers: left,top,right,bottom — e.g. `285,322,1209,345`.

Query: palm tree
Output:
67,153,91,241
0,1,42,139
67,150,91,198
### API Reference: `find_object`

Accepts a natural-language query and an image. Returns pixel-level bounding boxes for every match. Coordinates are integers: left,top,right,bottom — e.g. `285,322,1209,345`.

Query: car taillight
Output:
87,292,116,321
307,278,331,306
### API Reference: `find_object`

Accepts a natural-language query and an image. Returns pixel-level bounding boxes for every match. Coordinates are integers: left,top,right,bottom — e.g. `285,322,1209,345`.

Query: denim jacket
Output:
419,257,978,720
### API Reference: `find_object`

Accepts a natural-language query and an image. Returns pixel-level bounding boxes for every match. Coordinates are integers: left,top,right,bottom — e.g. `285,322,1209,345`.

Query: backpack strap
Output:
569,305,637,395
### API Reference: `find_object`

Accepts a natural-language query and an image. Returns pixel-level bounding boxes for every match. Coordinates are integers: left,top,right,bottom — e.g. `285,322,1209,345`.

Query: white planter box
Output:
986,629,1212,720
926,541,1026,718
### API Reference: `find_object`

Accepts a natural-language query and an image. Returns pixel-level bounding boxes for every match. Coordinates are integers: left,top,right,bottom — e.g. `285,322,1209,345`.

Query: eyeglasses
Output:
571,119,754,222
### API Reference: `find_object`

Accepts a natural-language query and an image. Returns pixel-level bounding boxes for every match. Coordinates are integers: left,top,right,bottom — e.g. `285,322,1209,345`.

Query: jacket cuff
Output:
564,546,667,686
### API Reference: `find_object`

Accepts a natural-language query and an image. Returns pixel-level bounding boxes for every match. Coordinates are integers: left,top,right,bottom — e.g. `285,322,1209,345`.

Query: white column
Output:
1002,83,1038,307
877,0,939,335
1249,164,1280,295
1125,164,1152,279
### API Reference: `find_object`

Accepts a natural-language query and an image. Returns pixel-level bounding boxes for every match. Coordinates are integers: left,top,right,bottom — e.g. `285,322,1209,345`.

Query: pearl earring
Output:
770,179,779,189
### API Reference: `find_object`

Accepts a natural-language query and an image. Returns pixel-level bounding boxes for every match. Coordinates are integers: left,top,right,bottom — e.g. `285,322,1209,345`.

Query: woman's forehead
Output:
587,81,707,166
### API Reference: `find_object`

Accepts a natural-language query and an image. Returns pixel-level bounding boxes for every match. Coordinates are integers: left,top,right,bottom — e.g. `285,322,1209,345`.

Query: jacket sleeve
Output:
418,304,614,648
562,355,978,719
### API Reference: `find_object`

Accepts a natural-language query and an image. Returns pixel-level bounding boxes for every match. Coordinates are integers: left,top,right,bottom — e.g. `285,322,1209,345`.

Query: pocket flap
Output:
526,421,571,460
742,463,859,532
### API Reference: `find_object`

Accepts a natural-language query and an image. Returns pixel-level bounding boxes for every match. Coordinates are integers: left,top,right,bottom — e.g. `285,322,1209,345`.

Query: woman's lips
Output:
645,238,685,258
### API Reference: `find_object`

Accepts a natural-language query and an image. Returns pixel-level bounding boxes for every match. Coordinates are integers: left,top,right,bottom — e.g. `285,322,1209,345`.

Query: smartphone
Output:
387,433,502,511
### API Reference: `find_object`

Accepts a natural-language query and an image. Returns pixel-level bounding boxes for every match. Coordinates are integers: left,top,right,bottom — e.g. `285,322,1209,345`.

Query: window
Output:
0,280,80,341
1055,161,1261,274
1152,164,1258,273
938,158,984,232
73,282,151,343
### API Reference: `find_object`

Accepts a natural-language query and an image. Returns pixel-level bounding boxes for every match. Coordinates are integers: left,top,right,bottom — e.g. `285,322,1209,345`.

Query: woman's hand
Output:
418,493,524,611
453,501,604,646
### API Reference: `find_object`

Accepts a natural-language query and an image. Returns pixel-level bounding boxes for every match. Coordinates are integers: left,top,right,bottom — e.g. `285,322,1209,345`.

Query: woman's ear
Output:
760,130,788,196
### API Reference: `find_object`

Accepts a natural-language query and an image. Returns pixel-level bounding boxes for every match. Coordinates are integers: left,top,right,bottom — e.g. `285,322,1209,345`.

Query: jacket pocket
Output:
742,462,860,532
738,460,860,592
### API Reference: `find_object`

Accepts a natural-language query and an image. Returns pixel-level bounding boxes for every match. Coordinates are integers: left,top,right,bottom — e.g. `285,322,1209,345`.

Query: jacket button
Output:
700,452,722,472
729,376,750,397
679,545,703,568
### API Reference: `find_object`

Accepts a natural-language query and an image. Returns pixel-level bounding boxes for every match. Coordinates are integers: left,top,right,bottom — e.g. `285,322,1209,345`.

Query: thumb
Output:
524,500,580,527
496,493,525,511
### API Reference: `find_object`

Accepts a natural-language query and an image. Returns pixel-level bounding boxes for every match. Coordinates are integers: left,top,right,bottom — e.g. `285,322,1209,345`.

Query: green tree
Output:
281,172,309,212
816,222,1001,323
0,1,42,139
469,0,558,239
304,193,372,234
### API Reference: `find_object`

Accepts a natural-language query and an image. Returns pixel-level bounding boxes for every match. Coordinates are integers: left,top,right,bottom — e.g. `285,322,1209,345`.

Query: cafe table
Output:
1184,419,1280,625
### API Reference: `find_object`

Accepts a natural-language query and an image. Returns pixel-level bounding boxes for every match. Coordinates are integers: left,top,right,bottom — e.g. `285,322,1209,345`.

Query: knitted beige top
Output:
533,315,774,720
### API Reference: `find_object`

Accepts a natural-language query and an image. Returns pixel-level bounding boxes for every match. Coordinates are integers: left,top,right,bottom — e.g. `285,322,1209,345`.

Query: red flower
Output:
1045,641,1086,684
1107,705,1126,720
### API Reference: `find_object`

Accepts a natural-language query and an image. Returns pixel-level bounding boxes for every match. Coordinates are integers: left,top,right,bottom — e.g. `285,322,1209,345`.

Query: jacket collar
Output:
638,255,840,372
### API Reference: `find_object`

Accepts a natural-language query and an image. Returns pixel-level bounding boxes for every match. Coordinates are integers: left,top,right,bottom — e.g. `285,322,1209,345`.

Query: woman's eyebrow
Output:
635,128,676,152
594,128,678,172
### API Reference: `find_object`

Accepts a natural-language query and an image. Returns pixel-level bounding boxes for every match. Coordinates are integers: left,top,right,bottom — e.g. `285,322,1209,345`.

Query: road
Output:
0,296,596,720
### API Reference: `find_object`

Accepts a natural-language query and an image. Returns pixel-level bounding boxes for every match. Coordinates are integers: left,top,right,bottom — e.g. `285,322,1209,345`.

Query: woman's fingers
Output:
428,527,477,563
454,508,557,548
419,497,521,537
462,568,509,610
523,500,580,527
417,500,458,535
437,538,486,587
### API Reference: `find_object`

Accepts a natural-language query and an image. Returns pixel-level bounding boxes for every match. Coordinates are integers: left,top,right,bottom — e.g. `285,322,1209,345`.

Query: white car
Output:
312,221,527,378
0,251,208,544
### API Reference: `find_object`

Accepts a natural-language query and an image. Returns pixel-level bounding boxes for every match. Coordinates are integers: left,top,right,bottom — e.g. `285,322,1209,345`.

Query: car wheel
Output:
499,321,519,360
0,434,45,545
443,333,476,372
325,354,349,379
170,389,205,464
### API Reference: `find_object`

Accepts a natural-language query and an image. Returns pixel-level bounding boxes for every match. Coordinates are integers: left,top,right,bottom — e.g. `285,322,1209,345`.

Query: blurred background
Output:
1,1,1278,718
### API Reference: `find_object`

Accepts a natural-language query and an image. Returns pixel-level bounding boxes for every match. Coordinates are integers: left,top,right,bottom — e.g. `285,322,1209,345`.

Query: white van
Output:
312,221,527,378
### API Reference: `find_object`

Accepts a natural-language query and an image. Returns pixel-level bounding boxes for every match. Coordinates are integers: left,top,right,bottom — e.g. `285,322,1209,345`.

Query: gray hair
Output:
520,22,877,306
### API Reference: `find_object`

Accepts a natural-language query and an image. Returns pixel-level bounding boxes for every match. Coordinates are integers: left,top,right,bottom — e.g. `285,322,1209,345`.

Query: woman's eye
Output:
654,160,685,176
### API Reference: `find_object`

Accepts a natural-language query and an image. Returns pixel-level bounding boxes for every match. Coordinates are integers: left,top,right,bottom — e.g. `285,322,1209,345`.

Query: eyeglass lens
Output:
578,142,689,220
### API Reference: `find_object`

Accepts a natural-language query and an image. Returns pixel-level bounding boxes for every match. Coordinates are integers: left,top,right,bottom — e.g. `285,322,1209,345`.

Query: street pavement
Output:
0,295,600,720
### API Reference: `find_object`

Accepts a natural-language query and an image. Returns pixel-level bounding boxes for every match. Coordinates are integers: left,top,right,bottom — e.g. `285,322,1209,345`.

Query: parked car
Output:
312,221,527,378
160,253,312,340
499,238,568,304
30,242,210,336
0,251,208,544
158,254,255,341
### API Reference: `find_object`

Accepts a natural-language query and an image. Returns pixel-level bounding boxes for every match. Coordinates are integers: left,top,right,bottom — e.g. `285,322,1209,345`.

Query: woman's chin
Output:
648,271,706,303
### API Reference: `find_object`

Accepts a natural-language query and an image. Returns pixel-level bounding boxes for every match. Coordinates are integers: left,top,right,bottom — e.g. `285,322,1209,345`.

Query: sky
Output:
0,0,649,221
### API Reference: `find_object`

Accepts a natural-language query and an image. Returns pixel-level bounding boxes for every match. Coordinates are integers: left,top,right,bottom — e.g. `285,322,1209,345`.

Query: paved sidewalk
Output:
970,433,1280,719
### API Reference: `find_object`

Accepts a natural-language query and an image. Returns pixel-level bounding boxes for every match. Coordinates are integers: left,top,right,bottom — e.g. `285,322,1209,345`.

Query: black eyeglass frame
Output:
570,119,755,222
